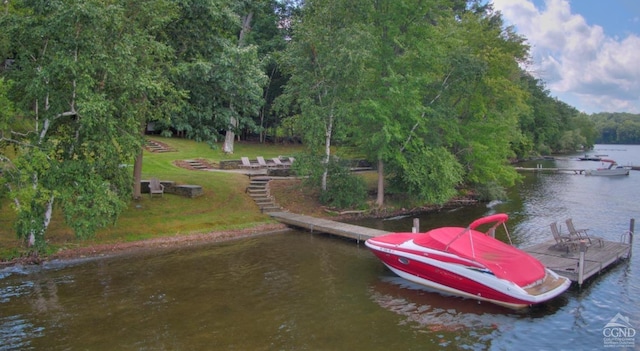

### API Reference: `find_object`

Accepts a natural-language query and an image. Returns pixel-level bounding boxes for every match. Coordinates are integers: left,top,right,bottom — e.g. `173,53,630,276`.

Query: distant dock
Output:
269,212,633,284
515,165,640,173
515,166,586,174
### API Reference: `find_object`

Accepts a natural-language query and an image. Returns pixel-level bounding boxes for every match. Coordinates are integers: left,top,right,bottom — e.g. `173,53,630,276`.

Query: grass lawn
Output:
0,137,306,260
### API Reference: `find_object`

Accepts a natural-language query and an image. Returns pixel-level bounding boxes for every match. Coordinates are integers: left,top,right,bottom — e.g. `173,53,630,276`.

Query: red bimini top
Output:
412,227,546,287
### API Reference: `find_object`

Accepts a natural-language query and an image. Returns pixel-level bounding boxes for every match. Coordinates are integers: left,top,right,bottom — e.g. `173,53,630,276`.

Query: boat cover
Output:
412,227,546,287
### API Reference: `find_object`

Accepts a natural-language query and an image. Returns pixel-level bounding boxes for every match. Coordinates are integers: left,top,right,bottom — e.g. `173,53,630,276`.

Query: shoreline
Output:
1,223,289,268
1,186,479,269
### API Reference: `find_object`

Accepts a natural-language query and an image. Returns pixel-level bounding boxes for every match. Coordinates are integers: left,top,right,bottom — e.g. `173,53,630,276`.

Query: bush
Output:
474,181,507,202
320,170,367,209
296,154,367,209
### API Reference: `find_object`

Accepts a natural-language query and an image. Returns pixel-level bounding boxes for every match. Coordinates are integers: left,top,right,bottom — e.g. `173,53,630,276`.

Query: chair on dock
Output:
550,222,580,251
565,218,604,247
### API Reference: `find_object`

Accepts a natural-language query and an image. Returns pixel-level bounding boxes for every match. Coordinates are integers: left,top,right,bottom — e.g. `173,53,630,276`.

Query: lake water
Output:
1,145,639,350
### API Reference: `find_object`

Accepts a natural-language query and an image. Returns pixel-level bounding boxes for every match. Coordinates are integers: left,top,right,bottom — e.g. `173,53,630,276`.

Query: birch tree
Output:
0,0,180,250
278,0,372,191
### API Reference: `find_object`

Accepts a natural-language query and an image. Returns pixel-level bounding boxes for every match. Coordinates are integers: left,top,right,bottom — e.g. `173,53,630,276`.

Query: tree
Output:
278,1,533,206
277,0,372,192
591,113,640,144
350,0,467,206
350,1,529,205
0,0,180,250
161,0,267,152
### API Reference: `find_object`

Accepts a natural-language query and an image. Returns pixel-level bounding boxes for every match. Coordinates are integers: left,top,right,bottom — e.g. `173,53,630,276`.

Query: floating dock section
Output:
269,212,633,284
522,239,631,283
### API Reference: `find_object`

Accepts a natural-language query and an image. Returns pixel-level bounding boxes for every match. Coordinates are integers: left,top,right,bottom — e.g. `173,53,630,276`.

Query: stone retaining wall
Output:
140,180,203,198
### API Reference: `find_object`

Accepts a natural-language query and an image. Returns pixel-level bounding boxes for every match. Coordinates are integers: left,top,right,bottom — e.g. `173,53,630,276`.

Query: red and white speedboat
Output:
365,213,571,309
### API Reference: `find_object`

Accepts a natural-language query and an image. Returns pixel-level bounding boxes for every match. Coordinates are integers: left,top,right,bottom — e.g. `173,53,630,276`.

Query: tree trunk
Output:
321,113,333,191
260,66,277,143
223,116,236,154
133,148,143,199
376,158,384,207
133,121,145,199
222,12,254,150
239,13,253,45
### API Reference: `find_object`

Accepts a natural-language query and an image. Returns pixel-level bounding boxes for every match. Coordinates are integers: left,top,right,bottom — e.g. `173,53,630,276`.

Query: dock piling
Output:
629,218,635,259
578,241,587,286
412,218,420,233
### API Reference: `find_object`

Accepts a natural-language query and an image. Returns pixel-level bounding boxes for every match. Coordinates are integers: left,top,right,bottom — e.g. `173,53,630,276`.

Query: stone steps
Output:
184,159,210,170
146,140,175,153
246,177,281,213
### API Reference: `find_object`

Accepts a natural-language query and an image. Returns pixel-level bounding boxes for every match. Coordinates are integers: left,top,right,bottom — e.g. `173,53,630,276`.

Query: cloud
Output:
492,0,640,113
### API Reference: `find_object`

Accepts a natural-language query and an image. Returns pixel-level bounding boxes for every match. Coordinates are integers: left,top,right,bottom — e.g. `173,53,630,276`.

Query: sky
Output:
490,0,640,114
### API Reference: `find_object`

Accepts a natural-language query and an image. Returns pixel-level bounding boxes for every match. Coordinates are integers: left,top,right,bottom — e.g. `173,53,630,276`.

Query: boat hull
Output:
366,240,571,309
585,168,630,176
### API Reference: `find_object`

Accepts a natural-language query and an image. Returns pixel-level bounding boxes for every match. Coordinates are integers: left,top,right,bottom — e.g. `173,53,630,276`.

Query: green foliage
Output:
475,181,507,202
159,0,271,144
1,0,627,256
0,78,14,129
0,0,181,251
320,174,367,209
591,112,640,144
387,146,463,205
294,154,367,209
518,74,596,153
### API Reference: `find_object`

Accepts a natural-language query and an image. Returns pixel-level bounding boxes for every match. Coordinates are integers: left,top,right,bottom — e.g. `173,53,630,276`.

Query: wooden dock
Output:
515,166,587,174
522,239,631,283
269,212,389,242
269,212,632,283
515,166,639,174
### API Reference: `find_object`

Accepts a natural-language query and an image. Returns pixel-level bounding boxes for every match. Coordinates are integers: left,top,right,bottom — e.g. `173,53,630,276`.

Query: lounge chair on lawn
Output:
256,156,273,168
241,157,260,169
271,157,289,168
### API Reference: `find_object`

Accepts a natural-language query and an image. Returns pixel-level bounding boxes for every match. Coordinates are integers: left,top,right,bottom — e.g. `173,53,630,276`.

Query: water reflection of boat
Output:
368,276,567,333
585,159,630,176
365,214,571,309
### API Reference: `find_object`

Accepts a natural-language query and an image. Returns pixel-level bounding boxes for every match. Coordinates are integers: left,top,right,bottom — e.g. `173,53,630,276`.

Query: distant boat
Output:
578,155,601,161
585,159,630,176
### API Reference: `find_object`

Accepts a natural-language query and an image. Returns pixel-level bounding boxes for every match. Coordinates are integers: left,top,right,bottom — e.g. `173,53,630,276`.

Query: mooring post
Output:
578,241,587,286
629,218,635,259
412,218,420,233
